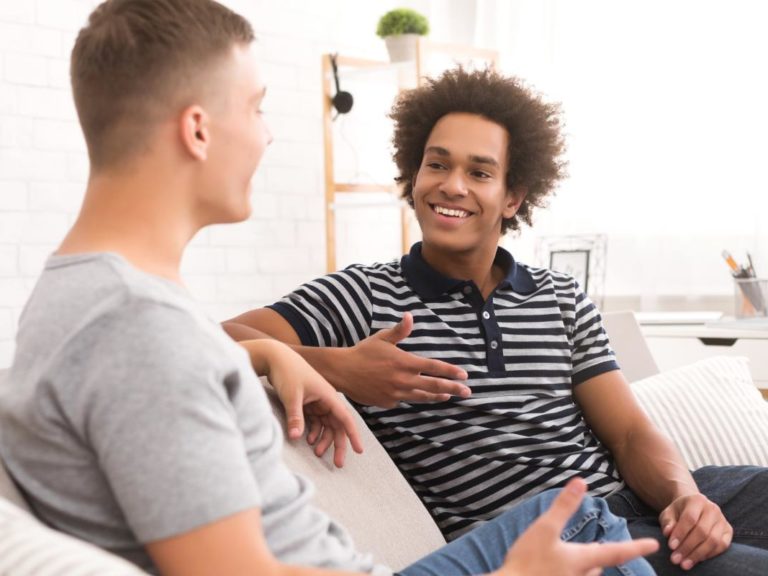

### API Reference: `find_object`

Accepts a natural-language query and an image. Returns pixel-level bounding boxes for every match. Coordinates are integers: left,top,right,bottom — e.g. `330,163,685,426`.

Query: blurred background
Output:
1,0,767,367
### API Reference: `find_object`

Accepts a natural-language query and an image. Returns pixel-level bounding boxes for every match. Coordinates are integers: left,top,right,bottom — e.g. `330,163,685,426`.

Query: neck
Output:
58,169,199,283
421,241,502,300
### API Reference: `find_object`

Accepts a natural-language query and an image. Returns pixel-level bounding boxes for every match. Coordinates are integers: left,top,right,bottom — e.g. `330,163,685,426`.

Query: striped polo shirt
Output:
269,242,624,540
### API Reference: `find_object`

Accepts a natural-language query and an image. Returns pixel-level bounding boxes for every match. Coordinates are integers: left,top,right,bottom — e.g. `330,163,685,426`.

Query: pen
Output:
722,250,741,276
746,252,756,278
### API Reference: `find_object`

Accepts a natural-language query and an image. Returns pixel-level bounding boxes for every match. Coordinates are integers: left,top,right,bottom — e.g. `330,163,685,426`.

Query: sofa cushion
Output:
0,497,148,576
631,356,768,469
265,380,446,571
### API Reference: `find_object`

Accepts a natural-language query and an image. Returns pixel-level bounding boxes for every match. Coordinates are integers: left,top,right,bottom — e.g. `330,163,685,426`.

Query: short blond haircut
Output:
71,0,254,169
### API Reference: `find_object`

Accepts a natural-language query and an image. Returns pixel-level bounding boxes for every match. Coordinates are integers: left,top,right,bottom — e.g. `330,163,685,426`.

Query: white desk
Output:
641,323,768,390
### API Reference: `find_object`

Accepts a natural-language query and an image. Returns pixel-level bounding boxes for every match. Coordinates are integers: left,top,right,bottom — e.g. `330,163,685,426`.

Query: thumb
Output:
542,477,588,531
374,312,413,344
283,388,305,440
659,506,677,537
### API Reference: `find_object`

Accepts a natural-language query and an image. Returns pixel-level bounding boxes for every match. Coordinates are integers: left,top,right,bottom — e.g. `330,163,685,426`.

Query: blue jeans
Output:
399,488,655,576
606,466,768,576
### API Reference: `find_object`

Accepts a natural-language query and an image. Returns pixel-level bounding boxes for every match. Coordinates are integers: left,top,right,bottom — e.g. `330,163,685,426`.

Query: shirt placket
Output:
462,283,504,372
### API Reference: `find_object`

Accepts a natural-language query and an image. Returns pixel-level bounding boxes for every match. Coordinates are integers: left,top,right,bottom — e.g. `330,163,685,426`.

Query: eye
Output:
471,170,492,180
426,162,446,170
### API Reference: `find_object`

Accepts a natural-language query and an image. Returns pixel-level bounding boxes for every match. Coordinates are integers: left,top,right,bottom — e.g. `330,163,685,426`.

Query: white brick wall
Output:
0,0,414,368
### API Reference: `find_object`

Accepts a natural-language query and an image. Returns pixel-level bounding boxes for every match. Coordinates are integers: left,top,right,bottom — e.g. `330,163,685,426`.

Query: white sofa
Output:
1,311,768,574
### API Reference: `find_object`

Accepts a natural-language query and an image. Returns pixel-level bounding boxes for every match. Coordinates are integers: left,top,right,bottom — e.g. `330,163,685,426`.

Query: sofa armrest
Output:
264,378,446,571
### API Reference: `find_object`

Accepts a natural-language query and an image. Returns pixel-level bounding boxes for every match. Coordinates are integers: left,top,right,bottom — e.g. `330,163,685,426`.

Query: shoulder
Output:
308,259,405,292
55,270,235,383
518,263,580,296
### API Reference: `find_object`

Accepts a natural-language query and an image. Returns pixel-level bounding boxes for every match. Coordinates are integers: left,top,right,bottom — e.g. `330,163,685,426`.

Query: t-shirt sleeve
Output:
267,266,373,347
570,282,620,386
62,300,262,543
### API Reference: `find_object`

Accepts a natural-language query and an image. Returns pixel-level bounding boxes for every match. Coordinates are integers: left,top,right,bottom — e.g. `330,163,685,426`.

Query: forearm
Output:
613,426,698,511
273,564,376,576
222,321,273,341
236,337,348,392
289,344,349,393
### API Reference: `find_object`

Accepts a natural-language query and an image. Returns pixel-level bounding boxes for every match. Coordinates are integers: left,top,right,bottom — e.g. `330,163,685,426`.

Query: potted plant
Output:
376,8,429,63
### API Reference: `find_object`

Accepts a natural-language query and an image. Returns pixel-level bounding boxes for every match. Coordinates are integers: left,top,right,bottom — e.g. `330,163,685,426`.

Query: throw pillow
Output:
0,497,148,576
631,356,768,469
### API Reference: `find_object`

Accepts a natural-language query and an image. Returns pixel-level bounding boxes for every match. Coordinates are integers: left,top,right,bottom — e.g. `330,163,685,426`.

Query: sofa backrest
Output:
601,310,660,382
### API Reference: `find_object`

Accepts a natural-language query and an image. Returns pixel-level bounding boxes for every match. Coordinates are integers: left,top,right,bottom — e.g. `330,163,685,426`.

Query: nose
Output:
439,168,468,197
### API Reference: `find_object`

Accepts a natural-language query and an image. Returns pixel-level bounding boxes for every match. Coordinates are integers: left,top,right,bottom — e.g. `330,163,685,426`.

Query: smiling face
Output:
412,112,525,259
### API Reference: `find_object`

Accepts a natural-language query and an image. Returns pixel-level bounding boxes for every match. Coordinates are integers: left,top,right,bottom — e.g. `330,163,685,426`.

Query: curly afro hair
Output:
390,67,567,235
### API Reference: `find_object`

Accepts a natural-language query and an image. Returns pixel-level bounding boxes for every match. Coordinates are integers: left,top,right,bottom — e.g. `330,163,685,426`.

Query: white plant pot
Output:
384,34,420,63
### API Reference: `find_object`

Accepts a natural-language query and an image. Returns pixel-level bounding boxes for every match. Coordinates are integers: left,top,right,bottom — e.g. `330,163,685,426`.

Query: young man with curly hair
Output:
225,68,768,576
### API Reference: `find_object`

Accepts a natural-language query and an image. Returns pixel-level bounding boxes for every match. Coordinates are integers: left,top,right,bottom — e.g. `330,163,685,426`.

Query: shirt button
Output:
482,311,490,320
490,340,498,350
463,285,472,295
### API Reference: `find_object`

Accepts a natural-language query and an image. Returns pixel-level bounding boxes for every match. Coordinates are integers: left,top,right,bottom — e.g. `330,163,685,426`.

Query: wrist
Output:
240,338,285,377
295,345,348,394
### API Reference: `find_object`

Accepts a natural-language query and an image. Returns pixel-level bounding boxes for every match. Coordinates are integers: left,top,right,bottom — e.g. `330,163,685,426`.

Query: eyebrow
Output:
424,146,500,168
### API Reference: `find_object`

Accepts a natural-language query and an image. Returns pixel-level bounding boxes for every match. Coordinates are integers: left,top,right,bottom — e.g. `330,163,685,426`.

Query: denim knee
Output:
494,487,625,543
560,493,625,542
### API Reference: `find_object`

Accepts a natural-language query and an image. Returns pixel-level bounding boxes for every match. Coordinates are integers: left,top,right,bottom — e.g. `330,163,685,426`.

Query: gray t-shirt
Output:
0,253,386,575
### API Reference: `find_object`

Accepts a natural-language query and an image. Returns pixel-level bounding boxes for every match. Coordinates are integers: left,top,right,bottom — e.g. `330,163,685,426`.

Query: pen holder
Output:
734,278,768,318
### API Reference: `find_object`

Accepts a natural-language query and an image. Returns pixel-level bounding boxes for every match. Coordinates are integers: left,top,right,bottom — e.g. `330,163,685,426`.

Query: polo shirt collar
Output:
400,242,537,299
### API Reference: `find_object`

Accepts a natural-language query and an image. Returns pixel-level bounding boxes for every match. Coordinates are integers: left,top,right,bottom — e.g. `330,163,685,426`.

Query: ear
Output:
179,105,210,161
503,185,528,219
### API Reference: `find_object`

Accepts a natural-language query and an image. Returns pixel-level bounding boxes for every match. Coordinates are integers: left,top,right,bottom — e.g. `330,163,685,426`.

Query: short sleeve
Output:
570,283,620,385
60,301,262,542
268,266,373,347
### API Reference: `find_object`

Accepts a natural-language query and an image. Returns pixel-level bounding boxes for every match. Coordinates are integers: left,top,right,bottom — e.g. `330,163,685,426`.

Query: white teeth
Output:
433,205,470,218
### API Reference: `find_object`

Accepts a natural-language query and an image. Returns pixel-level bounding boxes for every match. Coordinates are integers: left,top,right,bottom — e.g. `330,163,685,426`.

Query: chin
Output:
213,202,252,225
421,231,474,254
232,203,253,223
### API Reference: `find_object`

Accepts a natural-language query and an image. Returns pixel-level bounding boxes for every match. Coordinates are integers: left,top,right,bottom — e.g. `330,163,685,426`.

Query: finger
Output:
658,507,677,538
396,389,452,404
332,425,348,468
575,539,660,570
539,477,588,532
673,506,718,563
283,389,305,440
416,356,469,382
325,395,364,454
403,374,471,398
679,518,732,569
314,424,335,459
373,312,413,344
678,533,719,571
307,415,323,445
668,501,704,553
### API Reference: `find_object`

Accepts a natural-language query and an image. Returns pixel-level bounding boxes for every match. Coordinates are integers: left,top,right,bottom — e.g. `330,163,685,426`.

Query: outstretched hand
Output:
337,312,471,408
497,478,659,576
